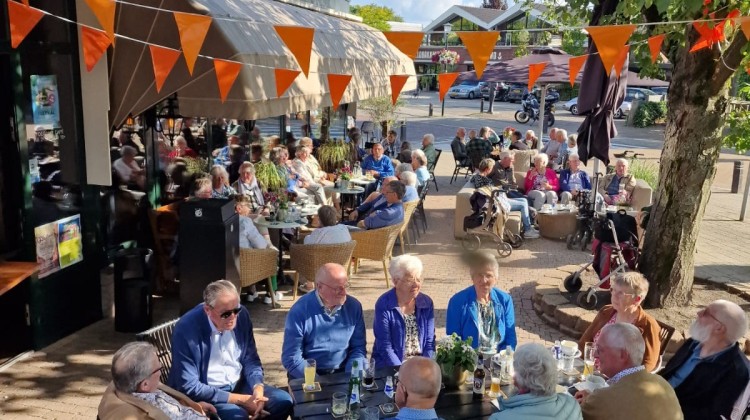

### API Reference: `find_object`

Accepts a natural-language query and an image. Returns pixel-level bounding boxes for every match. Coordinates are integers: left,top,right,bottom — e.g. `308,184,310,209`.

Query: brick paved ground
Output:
0,147,748,419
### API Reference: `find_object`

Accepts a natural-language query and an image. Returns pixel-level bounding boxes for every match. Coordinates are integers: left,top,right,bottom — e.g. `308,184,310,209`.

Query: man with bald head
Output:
659,299,749,420
451,127,469,166
394,357,441,420
281,264,366,380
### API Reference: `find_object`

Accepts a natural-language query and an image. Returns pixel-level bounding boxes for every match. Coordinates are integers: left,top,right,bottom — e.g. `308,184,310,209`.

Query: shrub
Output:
632,101,667,128
629,159,659,190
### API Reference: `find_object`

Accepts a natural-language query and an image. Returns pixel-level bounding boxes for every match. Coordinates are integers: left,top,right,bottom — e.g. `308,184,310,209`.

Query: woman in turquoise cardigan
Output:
446,251,517,353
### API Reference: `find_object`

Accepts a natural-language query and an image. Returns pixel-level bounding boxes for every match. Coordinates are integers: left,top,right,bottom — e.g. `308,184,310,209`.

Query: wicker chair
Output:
399,200,420,254
349,223,402,288
289,241,357,297
239,248,290,307
136,318,179,383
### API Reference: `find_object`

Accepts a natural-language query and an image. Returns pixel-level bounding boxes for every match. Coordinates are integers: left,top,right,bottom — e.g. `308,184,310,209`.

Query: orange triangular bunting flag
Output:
586,25,636,76
20,0,29,5
84,0,116,44
613,46,629,77
149,45,181,93
739,17,750,40
383,31,424,60
173,12,212,75
327,74,352,109
389,75,410,105
569,55,586,87
438,73,460,102
528,62,547,91
274,68,301,98
214,59,243,103
457,31,499,79
81,26,111,71
274,26,315,78
8,0,44,49
647,34,665,64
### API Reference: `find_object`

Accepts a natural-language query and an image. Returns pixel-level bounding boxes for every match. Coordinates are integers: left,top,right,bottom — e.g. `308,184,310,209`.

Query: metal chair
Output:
413,184,430,233
428,149,442,191
289,241,357,297
349,224,402,288
136,318,180,383
450,159,472,184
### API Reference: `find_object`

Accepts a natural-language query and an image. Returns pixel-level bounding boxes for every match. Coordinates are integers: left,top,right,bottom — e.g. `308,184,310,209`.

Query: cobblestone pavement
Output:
1,145,748,419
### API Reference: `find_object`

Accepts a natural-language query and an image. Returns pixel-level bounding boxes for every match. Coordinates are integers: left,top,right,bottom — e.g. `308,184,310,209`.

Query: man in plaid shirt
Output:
466,134,492,167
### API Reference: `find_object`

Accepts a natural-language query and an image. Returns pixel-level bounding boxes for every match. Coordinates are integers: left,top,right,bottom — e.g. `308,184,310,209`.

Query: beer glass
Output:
583,343,595,380
363,358,376,389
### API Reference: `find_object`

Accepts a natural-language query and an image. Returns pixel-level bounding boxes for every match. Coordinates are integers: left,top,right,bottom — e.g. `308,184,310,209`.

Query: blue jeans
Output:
508,198,531,231
214,382,293,420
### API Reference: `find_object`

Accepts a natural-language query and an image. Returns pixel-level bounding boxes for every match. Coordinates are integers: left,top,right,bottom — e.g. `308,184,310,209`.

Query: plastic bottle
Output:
384,375,394,400
348,360,361,419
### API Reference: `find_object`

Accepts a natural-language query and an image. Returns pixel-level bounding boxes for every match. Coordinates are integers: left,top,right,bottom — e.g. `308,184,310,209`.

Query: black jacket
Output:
659,339,749,420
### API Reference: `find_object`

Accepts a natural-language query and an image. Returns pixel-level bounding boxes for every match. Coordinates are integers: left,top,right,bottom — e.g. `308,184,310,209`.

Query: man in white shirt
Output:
113,145,144,189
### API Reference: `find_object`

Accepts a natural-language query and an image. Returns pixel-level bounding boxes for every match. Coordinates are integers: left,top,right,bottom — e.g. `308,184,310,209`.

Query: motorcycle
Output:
514,92,559,125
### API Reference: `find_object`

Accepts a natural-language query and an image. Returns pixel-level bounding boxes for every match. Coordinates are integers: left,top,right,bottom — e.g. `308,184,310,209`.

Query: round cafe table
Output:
324,185,365,219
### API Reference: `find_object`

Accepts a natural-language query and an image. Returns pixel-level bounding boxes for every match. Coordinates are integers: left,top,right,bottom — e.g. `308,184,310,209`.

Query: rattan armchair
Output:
239,247,297,308
399,200,420,254
136,318,179,383
349,223,402,288
289,241,357,299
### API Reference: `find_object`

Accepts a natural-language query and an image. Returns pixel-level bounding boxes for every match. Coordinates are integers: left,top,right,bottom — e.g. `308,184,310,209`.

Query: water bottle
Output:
384,375,394,400
554,340,563,369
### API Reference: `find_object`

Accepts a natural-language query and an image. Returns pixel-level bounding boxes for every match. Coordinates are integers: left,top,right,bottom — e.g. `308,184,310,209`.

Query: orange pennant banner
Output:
274,68,301,98
327,74,352,109
149,45,181,93
173,12,212,75
84,0,116,44
647,34,665,64
740,17,750,41
214,59,243,103
274,26,315,78
568,55,587,87
438,73,459,102
586,25,636,76
8,0,44,49
389,75,410,105
690,20,726,53
613,45,629,78
457,31,499,79
20,0,29,6
383,31,424,60
528,62,547,91
81,26,111,71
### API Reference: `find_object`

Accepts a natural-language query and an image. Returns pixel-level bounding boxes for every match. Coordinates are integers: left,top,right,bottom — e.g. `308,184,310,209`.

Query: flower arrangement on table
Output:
431,49,460,66
503,126,517,139
337,166,353,181
263,190,291,210
435,333,477,388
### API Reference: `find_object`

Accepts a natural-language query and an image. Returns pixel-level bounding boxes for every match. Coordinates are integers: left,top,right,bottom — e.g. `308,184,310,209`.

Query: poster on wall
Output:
30,75,61,127
34,214,83,278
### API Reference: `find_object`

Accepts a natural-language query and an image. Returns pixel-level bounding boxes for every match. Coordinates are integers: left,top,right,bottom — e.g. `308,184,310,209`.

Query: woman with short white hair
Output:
411,149,430,186
524,153,559,209
209,165,235,198
490,343,582,419
372,255,435,367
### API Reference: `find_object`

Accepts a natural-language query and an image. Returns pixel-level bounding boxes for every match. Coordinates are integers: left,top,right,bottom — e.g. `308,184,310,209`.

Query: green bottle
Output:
347,360,361,419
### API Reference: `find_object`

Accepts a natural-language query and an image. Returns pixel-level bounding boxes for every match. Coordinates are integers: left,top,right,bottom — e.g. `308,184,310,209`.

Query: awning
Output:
109,0,416,128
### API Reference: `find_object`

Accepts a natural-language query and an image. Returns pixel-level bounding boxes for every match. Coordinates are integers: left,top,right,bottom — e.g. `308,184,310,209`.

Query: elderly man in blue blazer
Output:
168,280,293,420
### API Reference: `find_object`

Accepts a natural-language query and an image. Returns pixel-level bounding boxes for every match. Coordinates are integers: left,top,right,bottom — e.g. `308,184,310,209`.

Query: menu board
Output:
34,214,83,278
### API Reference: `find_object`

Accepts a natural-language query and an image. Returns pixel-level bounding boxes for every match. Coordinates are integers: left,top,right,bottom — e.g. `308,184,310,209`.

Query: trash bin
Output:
114,248,153,333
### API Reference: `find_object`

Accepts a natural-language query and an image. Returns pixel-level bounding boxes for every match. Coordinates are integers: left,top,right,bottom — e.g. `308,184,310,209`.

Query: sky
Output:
349,0,479,27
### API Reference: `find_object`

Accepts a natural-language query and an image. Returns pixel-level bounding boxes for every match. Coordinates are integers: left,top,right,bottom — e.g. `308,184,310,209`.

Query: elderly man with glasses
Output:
282,263,367,380
659,299,749,420
168,280,293,420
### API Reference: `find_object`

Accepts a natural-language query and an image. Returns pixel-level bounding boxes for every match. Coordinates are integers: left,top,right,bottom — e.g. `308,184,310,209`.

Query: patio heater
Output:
441,22,452,117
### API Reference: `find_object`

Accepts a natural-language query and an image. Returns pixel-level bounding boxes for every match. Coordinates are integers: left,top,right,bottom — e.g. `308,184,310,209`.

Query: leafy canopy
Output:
349,4,403,32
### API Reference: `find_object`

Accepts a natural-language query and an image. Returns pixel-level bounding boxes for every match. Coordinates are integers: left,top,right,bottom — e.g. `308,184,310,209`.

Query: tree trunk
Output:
640,43,732,308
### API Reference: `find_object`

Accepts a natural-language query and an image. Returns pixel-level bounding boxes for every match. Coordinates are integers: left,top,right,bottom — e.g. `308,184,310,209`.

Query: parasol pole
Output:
537,84,547,150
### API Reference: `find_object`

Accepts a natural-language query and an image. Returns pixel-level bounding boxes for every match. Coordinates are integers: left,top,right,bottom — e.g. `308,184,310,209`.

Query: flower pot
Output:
340,180,349,190
440,364,466,390
276,208,288,222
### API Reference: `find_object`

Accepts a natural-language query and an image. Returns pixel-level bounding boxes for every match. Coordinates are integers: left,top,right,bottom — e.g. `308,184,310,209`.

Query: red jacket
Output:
524,167,559,193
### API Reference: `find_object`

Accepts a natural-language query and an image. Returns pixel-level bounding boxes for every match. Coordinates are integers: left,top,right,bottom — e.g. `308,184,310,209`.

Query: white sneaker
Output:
524,230,540,239
275,291,284,301
263,295,273,305
245,291,259,302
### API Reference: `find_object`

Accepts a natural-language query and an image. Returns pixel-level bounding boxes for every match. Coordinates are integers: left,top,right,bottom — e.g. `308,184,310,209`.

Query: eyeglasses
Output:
699,307,725,327
213,306,242,319
318,282,351,294
611,289,635,298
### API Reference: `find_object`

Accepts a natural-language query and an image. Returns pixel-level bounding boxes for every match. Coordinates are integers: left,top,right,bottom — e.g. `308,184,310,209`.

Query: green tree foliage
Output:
561,30,588,56
349,4,403,31
540,0,750,307
513,29,530,57
482,0,508,9
724,83,750,154
358,95,405,131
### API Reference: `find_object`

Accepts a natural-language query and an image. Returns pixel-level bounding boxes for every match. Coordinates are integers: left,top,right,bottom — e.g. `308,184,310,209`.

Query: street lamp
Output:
441,22,452,117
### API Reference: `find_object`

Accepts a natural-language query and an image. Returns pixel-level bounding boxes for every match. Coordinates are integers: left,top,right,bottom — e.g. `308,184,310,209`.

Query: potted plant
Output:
253,161,287,193
317,139,351,173
435,334,477,389
337,166,352,189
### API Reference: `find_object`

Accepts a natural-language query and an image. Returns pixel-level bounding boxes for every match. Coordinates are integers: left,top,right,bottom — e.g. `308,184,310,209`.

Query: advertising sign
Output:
30,75,61,127
34,214,83,278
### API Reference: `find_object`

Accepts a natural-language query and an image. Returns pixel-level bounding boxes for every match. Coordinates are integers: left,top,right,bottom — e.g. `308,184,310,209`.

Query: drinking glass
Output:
489,363,502,397
304,359,316,391
362,406,379,420
363,358,376,389
582,343,596,380
332,392,348,416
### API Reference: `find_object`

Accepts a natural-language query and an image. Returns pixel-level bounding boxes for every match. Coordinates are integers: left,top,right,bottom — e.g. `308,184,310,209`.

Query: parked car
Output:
480,82,510,101
448,81,486,99
563,87,659,118
562,98,579,115
505,83,529,103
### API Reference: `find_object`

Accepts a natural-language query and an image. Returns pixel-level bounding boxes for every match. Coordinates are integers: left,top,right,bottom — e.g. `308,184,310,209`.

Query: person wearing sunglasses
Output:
99,341,216,420
168,280,293,420
281,263,367,380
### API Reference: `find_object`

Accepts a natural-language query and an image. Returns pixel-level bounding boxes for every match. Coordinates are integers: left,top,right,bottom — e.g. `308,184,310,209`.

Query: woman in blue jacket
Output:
446,250,517,353
372,255,435,367
559,153,592,205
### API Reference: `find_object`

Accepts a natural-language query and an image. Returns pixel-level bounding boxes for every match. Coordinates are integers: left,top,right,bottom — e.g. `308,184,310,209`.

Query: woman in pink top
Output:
524,153,559,210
